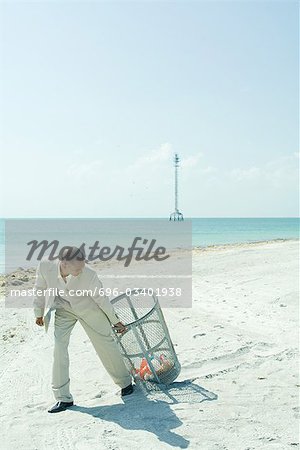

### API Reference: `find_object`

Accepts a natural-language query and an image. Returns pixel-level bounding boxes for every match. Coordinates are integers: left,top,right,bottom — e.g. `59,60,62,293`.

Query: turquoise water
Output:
191,217,299,247
0,218,299,273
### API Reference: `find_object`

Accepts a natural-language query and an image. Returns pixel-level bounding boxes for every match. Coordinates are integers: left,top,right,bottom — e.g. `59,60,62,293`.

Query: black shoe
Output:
48,401,74,413
121,383,134,397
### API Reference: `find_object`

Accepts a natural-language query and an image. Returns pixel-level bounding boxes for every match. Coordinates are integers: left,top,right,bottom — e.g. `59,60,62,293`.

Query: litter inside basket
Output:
111,288,181,385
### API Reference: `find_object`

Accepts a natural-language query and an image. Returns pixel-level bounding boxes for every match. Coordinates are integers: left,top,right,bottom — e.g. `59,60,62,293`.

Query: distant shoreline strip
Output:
0,237,298,276
193,237,299,251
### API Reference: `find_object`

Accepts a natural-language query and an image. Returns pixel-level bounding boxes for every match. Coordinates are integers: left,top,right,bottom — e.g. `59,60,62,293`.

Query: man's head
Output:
58,246,86,276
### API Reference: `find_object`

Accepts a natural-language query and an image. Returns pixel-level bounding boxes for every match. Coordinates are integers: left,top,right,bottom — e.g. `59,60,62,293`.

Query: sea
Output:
0,217,299,274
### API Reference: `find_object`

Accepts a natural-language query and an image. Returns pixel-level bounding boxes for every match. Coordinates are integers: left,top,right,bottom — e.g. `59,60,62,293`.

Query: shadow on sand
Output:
71,378,217,448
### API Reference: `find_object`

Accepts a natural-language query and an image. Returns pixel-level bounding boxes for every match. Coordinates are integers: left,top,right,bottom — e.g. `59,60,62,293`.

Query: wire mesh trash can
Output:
111,288,181,385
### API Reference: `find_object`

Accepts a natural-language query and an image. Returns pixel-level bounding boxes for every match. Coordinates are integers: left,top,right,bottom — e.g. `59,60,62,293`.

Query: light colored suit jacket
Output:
33,259,120,332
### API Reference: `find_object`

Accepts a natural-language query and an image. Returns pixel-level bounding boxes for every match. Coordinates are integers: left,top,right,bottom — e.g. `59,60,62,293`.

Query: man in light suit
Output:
34,246,133,413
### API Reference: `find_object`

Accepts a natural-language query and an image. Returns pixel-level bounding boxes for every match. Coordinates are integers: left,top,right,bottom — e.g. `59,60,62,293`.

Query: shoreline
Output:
193,237,299,252
0,238,298,294
0,237,298,278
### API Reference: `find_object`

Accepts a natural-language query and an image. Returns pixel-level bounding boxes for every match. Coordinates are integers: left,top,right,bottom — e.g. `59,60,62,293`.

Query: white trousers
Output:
52,298,132,402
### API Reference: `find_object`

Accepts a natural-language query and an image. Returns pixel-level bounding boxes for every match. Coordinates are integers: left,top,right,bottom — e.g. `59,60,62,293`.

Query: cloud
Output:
264,154,299,188
200,166,218,174
118,145,206,196
229,167,261,182
226,154,298,189
129,142,173,170
181,152,203,169
67,159,103,178
125,144,203,173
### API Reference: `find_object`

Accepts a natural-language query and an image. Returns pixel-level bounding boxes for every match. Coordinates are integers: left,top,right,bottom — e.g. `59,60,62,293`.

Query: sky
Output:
0,0,299,218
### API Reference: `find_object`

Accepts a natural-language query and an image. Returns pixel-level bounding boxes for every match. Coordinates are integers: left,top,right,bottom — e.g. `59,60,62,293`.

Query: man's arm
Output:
90,273,121,325
33,261,47,320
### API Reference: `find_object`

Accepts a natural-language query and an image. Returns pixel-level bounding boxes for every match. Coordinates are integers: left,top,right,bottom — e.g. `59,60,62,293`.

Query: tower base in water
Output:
169,210,184,221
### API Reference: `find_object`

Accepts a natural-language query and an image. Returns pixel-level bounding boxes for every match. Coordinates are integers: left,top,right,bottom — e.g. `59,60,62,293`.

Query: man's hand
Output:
36,317,44,326
113,321,127,335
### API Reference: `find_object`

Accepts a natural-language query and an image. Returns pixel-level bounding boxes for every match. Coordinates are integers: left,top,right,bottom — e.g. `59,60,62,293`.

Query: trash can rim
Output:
110,288,158,327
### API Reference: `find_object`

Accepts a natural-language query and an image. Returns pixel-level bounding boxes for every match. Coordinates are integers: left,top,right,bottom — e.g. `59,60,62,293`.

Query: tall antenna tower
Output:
169,153,184,221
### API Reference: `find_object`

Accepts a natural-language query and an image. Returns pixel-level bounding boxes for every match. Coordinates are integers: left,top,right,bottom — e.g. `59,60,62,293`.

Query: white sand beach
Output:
0,239,299,450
